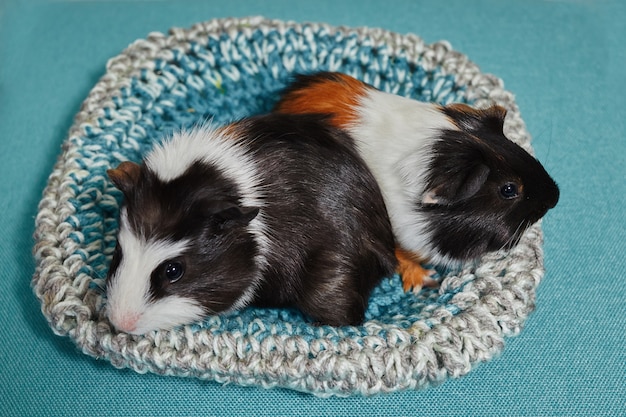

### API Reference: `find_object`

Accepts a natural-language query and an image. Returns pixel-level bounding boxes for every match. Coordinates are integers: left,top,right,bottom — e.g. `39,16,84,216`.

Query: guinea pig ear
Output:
422,163,490,205
207,201,260,227
107,161,141,196
444,103,507,134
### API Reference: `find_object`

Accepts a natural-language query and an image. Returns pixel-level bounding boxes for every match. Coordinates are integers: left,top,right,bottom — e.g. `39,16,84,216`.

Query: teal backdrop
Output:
1,0,624,416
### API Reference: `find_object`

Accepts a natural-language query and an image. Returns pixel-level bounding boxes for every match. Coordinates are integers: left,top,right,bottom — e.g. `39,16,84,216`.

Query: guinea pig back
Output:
105,113,396,334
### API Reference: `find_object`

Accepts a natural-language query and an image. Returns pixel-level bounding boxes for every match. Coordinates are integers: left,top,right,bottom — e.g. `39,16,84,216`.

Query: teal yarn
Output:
32,16,544,397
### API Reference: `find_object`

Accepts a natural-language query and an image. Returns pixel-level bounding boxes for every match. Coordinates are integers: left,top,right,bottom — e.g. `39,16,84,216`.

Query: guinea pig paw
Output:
395,249,439,293
403,266,438,293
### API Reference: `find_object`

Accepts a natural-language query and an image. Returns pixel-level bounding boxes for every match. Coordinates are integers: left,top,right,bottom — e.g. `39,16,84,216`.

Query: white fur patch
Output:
145,123,264,209
145,123,271,270
350,89,459,264
130,296,207,335
107,209,203,334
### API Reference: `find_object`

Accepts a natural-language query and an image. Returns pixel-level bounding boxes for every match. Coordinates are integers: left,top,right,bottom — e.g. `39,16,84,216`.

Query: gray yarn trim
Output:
31,16,543,397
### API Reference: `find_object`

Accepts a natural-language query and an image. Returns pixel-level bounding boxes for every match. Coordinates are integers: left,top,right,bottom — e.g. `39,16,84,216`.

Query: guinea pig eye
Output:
499,182,520,200
161,260,185,283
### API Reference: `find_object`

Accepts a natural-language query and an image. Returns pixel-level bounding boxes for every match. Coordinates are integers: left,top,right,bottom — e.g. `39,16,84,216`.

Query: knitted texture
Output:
31,16,543,397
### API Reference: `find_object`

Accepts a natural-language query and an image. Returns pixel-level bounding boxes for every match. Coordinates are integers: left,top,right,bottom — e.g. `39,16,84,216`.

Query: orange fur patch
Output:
276,73,369,128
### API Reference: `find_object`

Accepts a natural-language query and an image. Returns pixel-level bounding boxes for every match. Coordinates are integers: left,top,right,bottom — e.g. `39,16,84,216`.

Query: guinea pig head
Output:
105,159,261,335
420,104,559,262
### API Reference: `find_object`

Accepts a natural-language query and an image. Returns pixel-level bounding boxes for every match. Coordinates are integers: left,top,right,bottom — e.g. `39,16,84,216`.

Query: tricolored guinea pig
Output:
275,72,560,292
105,113,397,334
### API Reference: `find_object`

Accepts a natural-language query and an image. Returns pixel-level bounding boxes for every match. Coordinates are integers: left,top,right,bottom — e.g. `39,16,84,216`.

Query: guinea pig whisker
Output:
499,220,527,253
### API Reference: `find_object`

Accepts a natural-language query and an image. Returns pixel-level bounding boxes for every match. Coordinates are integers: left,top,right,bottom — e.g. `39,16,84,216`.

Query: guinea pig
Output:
105,113,397,334
275,72,560,292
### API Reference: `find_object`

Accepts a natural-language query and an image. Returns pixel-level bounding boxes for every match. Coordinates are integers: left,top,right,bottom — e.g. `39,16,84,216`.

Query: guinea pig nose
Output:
550,186,560,208
110,312,139,334
540,182,560,211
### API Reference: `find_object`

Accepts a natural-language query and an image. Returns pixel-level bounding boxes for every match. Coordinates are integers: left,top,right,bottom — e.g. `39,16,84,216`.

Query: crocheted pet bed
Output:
32,16,544,397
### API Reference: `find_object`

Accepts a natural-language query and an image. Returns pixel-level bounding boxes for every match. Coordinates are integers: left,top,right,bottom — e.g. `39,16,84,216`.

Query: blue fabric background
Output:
1,0,624,415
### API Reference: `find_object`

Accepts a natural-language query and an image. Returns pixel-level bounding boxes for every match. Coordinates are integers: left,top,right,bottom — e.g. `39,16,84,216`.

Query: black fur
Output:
421,106,560,260
108,113,397,327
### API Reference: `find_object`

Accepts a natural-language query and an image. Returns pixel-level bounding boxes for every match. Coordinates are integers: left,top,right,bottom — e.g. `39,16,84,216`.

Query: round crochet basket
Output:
32,16,544,397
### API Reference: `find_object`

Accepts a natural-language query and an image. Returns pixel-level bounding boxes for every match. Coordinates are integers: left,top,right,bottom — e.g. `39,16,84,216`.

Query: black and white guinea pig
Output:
105,113,397,334
275,71,560,291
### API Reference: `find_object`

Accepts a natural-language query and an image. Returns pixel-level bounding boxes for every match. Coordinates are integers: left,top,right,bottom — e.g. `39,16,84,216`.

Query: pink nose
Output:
109,311,139,334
